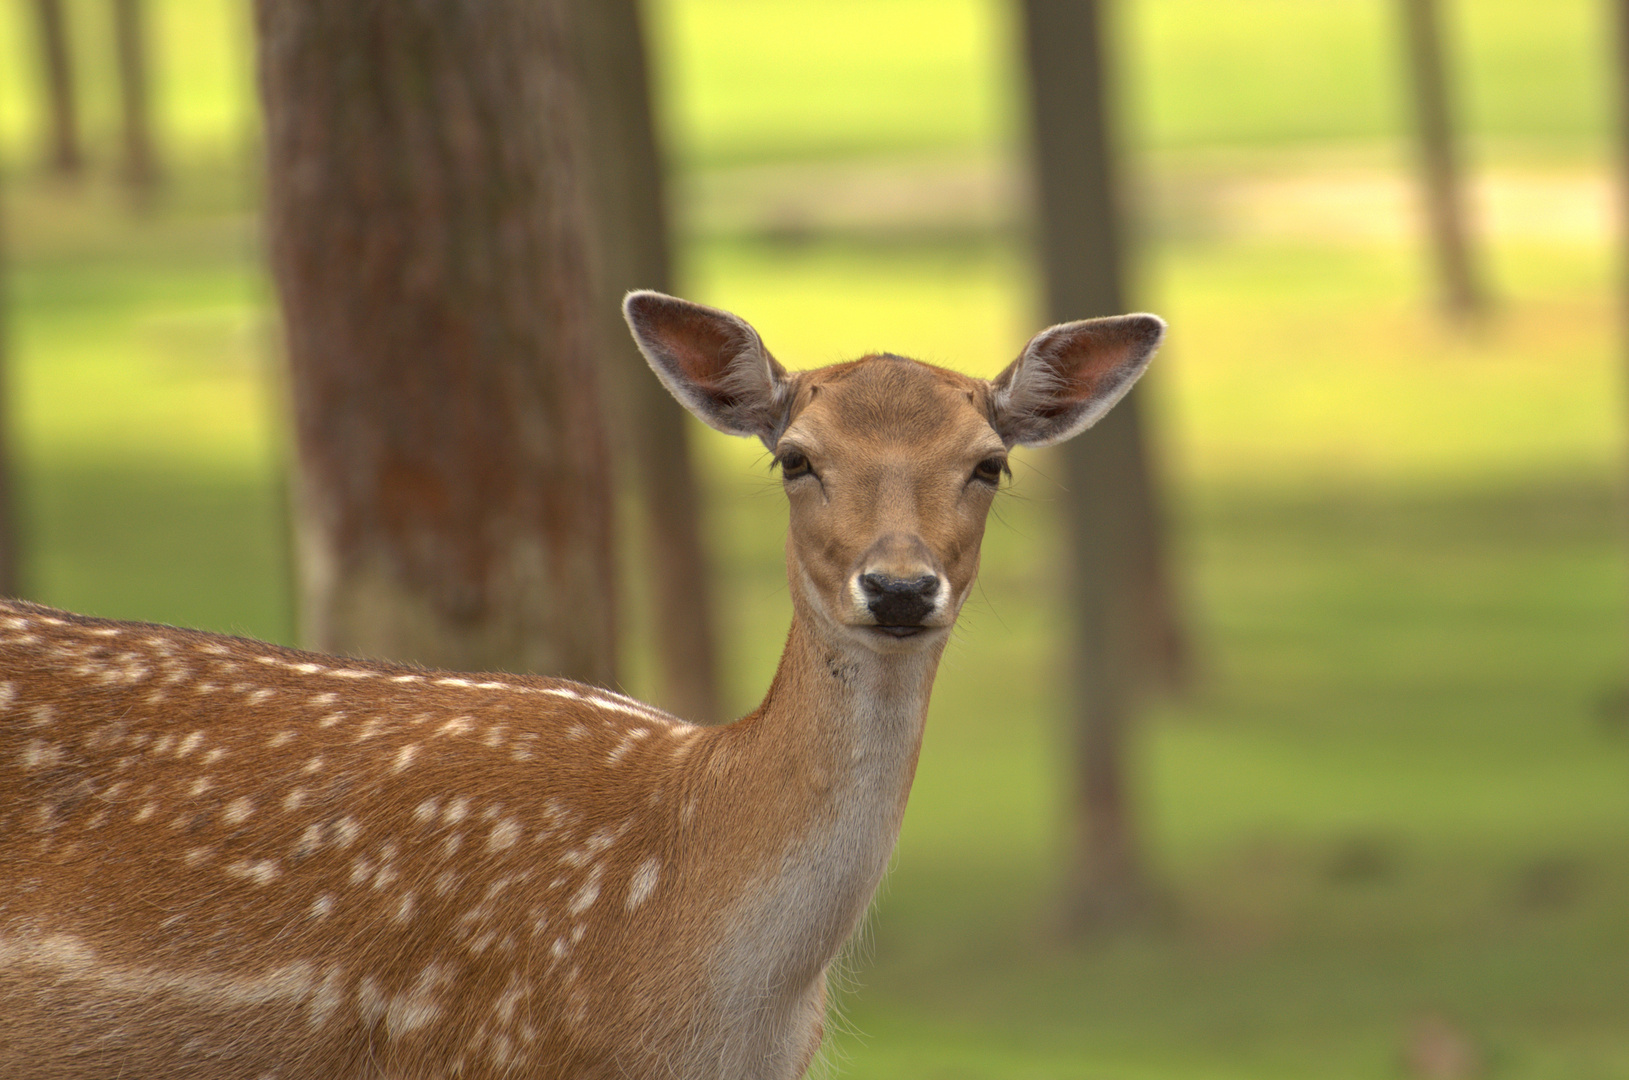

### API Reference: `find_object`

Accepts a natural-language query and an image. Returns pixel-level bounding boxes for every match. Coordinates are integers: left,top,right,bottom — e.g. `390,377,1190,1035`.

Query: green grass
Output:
2,0,1628,1076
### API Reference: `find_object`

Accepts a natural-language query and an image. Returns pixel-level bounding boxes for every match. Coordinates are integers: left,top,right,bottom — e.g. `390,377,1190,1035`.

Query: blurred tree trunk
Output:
113,0,159,197
1020,0,1183,934
254,0,618,686
568,0,723,723
1611,0,1629,718
32,0,82,177
1399,0,1488,319
0,168,21,596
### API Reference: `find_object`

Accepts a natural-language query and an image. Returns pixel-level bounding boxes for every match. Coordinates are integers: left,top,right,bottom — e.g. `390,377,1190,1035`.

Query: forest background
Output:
0,0,1625,1077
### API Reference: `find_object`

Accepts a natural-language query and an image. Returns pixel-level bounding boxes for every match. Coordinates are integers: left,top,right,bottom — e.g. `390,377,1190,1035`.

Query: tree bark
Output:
32,0,81,177
1399,0,1488,319
254,0,618,687
1019,0,1181,933
113,0,159,197
568,0,724,723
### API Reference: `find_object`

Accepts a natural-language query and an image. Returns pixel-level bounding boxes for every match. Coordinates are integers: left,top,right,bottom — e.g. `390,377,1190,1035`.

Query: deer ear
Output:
989,313,1164,448
623,291,794,447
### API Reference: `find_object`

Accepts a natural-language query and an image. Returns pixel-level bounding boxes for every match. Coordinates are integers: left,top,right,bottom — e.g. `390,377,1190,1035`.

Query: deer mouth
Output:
870,624,927,638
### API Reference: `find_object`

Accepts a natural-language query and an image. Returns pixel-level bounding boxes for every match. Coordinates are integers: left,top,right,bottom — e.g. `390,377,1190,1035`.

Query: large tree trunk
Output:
1020,0,1181,933
32,0,81,177
113,0,159,197
1399,0,1488,319
568,0,724,723
254,0,618,687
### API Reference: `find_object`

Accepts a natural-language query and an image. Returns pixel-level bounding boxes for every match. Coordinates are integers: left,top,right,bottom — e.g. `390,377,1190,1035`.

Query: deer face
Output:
624,292,1164,654
769,357,1005,650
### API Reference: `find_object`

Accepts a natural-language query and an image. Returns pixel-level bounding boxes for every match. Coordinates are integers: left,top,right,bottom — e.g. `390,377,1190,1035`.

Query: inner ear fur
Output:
989,313,1165,448
623,290,793,446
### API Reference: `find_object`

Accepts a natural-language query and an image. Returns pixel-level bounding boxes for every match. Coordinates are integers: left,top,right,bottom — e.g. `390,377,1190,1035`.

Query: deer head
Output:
624,291,1164,656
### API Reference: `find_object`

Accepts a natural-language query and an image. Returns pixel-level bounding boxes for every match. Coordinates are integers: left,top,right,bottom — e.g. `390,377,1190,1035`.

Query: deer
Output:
0,291,1163,1079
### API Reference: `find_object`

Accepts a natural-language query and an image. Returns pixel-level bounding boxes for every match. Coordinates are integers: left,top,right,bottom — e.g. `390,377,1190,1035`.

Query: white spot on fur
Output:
328,669,375,680
308,966,345,1027
283,788,307,812
394,892,416,923
188,777,213,797
226,859,281,885
18,739,64,770
414,798,440,824
294,823,324,859
247,688,276,705
267,731,295,748
487,818,521,852
311,692,338,706
222,797,254,825
334,817,361,848
627,856,662,910
568,866,604,916
444,797,470,824
310,894,334,919
439,716,473,737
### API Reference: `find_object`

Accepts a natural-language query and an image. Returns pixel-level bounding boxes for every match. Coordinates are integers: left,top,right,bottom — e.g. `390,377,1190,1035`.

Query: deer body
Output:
0,293,1162,1078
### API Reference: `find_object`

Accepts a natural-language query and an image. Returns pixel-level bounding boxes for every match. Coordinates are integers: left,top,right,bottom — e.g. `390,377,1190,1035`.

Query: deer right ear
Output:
623,291,794,447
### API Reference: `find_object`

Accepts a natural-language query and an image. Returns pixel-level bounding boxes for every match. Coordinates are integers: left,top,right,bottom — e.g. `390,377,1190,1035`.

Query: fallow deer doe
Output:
0,292,1162,1079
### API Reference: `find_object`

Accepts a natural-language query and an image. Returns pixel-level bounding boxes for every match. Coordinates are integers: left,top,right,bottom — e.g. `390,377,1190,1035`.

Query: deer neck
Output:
699,586,945,1008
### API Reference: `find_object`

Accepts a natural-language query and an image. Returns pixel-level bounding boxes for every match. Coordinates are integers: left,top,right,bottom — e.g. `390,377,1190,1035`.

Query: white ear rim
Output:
622,290,793,446
991,313,1164,449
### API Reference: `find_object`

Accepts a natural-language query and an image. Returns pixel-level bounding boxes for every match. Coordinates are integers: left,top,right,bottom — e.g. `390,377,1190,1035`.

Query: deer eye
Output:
776,449,813,480
972,456,1008,485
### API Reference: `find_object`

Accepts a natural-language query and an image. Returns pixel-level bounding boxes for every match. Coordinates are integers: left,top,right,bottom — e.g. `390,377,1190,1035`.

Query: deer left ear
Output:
988,313,1165,448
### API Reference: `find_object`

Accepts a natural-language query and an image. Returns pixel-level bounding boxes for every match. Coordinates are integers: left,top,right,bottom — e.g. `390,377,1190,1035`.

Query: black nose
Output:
859,573,940,626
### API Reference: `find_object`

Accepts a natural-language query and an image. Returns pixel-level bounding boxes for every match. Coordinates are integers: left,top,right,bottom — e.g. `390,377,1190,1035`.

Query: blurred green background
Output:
1,0,1626,1076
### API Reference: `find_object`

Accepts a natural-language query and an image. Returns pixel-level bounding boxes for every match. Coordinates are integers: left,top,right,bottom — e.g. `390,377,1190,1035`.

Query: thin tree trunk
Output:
0,165,21,597
1610,0,1629,721
32,0,81,177
1399,0,1488,319
255,0,618,687
1019,0,1180,933
568,0,723,723
113,0,159,197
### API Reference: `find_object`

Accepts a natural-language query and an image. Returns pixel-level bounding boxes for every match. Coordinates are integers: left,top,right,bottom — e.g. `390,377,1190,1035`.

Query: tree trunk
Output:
1610,0,1629,722
32,0,81,177
568,0,724,723
254,0,618,687
1399,0,1488,319
1019,0,1180,933
0,169,21,597
113,0,159,197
